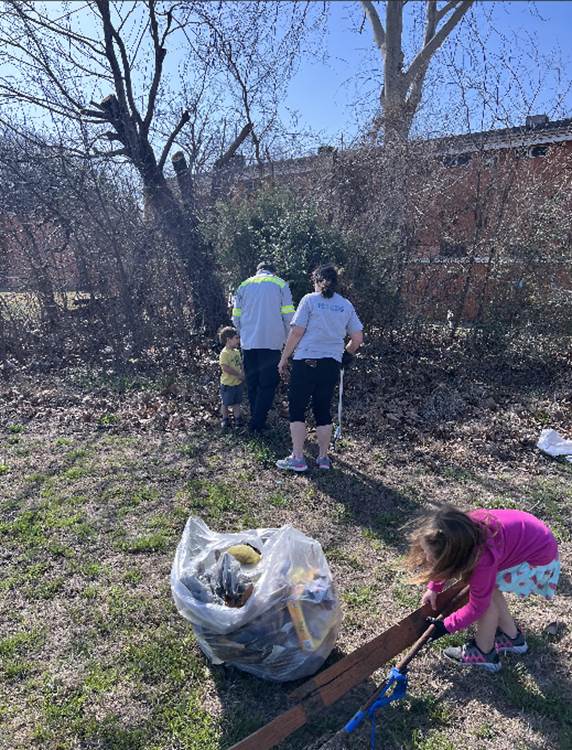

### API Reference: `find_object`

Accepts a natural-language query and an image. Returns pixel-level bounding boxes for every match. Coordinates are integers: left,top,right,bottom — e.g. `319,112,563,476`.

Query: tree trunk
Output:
143,173,227,334
96,94,227,335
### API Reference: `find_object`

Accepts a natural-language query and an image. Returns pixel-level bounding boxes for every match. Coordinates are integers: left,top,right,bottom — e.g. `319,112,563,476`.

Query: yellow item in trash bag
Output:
287,569,329,653
287,590,314,652
290,566,318,585
227,544,261,566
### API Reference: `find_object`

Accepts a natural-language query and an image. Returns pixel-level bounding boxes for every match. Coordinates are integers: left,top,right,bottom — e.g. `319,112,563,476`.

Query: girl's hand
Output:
278,358,288,377
421,589,438,611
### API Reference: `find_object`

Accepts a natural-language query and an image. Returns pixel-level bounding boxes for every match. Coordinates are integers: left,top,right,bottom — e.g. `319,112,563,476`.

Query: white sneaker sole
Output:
276,461,307,472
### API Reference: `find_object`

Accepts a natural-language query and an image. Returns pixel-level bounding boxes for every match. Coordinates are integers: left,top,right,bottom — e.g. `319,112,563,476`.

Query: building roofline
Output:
191,114,572,185
433,117,572,154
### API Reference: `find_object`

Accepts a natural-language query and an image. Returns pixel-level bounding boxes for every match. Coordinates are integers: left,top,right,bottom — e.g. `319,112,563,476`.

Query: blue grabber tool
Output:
343,608,451,749
332,367,344,449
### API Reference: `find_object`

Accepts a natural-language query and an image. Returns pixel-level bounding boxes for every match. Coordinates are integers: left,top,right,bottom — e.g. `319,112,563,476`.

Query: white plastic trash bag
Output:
537,429,572,463
171,516,341,682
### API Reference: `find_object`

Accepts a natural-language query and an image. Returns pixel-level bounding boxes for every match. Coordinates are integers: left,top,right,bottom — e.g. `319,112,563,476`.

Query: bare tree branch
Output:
435,0,461,24
214,123,253,169
143,2,170,133
361,0,386,54
158,110,190,170
93,147,128,157
406,0,473,88
93,0,130,118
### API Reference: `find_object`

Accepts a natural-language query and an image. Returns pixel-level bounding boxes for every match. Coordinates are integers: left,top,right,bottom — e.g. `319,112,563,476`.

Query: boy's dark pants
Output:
242,349,280,431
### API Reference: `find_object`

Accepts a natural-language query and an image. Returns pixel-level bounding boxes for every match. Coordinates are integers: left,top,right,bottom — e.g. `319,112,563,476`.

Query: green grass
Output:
439,465,477,484
473,722,496,740
120,533,170,554
391,576,420,610
122,568,144,585
497,661,572,733
268,492,289,507
98,413,120,427
325,545,365,570
342,584,377,610
181,479,246,523
412,730,456,750
55,437,74,447
244,436,278,466
0,628,45,681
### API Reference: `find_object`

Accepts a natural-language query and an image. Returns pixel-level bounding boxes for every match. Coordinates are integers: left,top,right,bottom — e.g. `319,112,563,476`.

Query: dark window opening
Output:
528,144,549,158
440,241,467,258
442,152,471,168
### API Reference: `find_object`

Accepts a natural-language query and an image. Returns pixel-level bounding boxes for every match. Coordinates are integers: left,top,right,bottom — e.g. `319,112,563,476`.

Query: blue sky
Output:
282,1,572,146
3,1,571,159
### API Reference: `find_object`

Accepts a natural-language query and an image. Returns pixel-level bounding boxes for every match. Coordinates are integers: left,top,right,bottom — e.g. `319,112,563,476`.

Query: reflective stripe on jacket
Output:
232,270,294,350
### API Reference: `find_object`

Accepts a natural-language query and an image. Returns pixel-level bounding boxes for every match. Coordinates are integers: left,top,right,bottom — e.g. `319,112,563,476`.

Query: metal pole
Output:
332,367,344,449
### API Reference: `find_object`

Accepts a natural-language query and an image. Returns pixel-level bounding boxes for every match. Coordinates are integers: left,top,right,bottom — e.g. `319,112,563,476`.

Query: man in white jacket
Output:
232,261,295,433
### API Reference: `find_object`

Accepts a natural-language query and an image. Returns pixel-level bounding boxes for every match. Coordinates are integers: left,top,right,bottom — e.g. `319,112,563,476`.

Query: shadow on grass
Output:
310,455,423,552
214,658,382,750
425,625,572,750
214,565,572,750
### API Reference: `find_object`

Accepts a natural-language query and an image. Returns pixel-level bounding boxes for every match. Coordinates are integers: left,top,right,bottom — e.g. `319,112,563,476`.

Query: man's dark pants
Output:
242,349,280,431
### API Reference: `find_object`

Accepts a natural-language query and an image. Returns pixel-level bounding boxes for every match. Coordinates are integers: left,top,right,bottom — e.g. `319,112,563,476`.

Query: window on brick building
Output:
527,144,549,158
440,240,467,257
442,152,471,167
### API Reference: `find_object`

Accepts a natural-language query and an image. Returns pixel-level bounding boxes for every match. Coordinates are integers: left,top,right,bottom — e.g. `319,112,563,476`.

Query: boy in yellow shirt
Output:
218,326,244,430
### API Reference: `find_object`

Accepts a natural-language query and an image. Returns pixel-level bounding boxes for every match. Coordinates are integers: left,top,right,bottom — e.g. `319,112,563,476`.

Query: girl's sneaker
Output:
443,639,501,672
495,628,528,654
220,418,229,431
276,455,308,472
316,456,332,470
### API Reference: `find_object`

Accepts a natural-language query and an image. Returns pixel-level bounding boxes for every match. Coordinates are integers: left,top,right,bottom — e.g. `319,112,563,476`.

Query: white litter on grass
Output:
537,429,572,463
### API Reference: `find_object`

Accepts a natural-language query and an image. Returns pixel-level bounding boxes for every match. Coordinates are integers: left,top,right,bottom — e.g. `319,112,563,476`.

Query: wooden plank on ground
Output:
227,583,468,750
226,705,308,750
288,580,467,704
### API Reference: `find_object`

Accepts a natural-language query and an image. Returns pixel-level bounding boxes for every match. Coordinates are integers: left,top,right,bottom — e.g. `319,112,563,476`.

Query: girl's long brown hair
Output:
406,505,489,584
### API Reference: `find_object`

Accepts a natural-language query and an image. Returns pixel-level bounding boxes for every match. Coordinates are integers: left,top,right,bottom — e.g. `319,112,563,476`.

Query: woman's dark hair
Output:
405,505,490,584
312,264,338,299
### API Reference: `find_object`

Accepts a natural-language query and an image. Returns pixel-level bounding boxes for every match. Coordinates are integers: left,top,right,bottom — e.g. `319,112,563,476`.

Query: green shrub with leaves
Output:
211,187,348,304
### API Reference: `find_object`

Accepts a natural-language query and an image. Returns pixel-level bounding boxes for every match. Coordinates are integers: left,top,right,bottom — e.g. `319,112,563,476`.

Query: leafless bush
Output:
304,128,572,344
0,131,201,372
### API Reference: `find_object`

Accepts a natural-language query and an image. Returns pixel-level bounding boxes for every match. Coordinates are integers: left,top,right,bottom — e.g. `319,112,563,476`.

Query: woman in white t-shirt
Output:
276,264,363,472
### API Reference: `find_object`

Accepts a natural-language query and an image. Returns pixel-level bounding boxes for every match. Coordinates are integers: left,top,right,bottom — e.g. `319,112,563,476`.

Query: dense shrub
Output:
210,187,349,304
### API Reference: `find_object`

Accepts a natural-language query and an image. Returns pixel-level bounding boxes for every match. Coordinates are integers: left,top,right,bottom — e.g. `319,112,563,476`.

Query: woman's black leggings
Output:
288,358,341,426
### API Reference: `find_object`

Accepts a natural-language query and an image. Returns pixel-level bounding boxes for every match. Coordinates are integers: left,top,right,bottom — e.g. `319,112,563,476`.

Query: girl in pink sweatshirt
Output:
406,505,559,672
